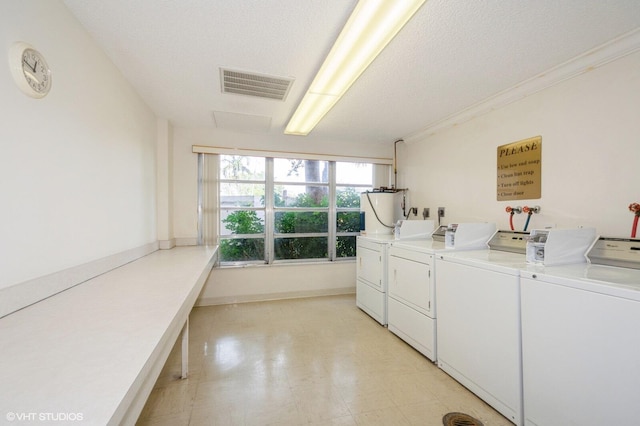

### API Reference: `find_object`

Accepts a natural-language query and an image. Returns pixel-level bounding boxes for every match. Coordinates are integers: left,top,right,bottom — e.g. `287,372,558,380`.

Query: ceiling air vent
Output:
220,68,294,101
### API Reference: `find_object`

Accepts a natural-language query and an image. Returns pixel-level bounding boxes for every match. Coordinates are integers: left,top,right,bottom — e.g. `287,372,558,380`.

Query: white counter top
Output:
0,246,217,425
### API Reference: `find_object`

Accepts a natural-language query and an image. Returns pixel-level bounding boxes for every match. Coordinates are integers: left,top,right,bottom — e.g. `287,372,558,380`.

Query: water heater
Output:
360,191,395,235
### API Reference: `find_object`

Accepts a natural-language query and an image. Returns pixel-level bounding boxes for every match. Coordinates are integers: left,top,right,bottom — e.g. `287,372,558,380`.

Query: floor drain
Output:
442,412,484,426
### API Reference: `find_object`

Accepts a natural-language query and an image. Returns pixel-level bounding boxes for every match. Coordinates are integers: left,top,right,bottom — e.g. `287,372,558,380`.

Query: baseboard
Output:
195,287,355,307
158,238,176,250
0,241,159,318
175,237,197,247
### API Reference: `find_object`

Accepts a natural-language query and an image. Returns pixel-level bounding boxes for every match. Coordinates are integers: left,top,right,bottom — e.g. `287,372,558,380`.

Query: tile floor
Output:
137,294,512,426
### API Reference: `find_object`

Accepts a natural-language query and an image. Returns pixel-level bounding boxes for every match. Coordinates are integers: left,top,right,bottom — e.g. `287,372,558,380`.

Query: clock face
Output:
21,48,51,95
8,42,52,98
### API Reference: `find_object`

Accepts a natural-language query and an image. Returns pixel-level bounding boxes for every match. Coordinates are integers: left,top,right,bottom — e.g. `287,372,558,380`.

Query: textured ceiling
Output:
62,0,640,147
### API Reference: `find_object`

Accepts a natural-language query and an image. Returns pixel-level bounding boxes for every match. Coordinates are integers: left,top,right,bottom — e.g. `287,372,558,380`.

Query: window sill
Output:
218,258,355,269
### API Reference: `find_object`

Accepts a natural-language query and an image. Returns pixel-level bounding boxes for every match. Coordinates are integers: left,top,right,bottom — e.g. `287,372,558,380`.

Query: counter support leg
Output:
180,318,189,379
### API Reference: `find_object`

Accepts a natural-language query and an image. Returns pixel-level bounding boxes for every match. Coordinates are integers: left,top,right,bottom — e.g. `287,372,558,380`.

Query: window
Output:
218,156,265,262
218,155,374,264
336,161,373,258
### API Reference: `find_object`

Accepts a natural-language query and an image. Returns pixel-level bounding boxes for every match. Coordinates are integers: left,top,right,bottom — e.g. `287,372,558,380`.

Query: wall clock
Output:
8,42,52,98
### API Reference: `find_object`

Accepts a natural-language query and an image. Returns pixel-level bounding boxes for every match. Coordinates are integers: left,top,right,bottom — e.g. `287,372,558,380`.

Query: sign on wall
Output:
497,136,541,201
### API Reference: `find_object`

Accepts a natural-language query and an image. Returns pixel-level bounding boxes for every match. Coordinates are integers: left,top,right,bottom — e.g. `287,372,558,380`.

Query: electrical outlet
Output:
411,207,418,216
423,208,430,219
438,207,445,218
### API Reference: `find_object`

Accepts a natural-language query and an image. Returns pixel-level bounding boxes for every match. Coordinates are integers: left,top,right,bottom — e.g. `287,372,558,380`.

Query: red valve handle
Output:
631,203,640,238
523,206,530,214
506,206,513,213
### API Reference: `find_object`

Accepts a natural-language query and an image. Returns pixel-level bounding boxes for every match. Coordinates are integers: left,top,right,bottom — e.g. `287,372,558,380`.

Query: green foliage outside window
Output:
337,187,361,208
220,211,264,261
336,236,356,258
219,158,366,262
275,237,328,260
222,210,264,234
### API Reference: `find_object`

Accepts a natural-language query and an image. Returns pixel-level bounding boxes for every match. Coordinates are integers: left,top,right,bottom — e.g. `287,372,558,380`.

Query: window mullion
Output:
197,153,204,246
265,158,275,264
328,161,336,261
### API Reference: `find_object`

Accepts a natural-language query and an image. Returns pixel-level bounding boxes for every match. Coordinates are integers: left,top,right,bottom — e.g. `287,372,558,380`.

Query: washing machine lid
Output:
440,249,526,275
588,237,640,270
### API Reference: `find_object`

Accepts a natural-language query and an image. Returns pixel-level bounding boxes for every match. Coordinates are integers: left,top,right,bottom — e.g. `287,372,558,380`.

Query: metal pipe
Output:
393,138,403,190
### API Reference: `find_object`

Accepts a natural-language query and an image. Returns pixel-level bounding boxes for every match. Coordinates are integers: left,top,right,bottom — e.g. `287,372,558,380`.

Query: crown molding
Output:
405,28,640,143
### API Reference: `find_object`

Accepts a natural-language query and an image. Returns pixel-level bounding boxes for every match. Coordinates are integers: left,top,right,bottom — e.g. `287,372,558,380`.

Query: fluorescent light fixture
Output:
285,0,426,136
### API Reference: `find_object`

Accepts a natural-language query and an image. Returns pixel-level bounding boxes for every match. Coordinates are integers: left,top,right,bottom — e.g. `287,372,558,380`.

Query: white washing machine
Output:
387,223,496,362
435,228,597,426
435,231,530,426
520,237,640,426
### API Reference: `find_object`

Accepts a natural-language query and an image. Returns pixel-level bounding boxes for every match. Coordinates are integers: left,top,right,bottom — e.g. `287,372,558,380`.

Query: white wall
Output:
0,1,157,290
156,119,175,248
397,50,640,237
196,262,356,306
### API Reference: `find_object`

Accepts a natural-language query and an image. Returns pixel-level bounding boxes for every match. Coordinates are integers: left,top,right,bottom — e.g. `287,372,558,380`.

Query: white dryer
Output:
356,234,395,325
387,223,496,362
356,220,435,326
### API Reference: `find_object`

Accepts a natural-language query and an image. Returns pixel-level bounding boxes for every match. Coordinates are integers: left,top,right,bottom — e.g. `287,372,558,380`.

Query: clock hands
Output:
23,57,36,73
22,55,43,84
22,56,40,83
